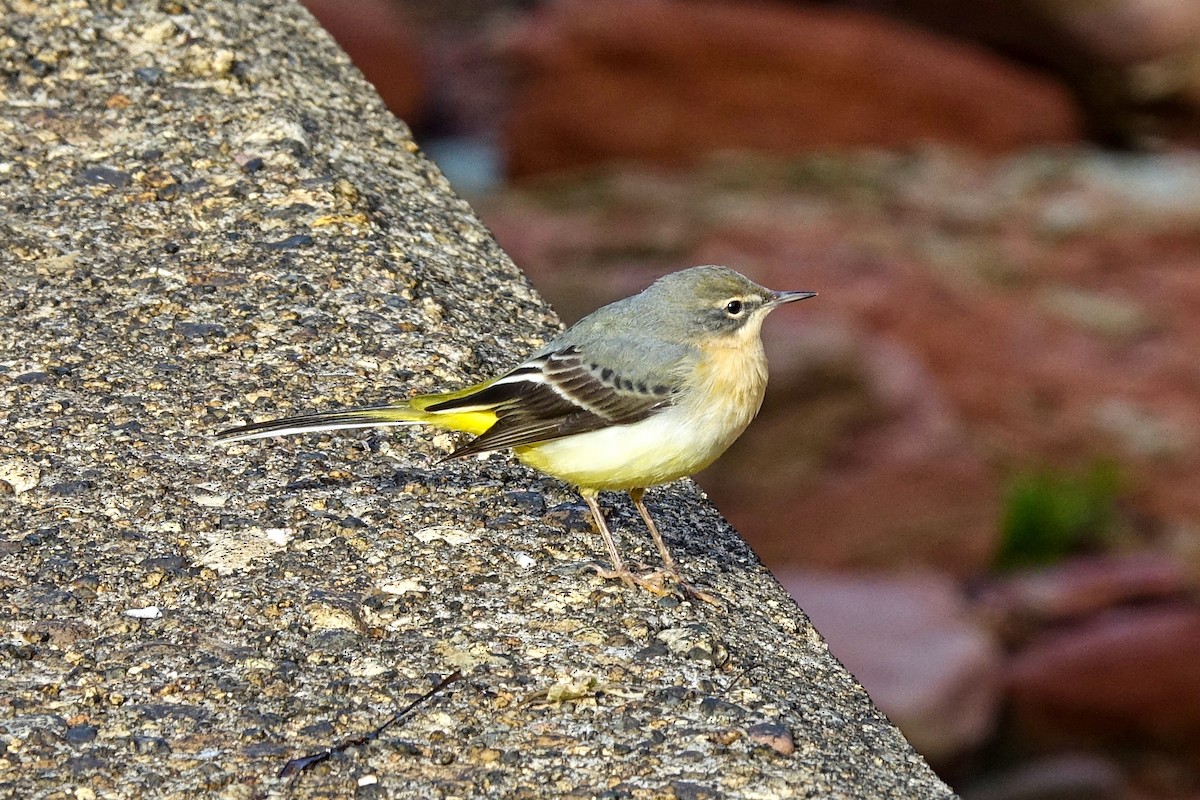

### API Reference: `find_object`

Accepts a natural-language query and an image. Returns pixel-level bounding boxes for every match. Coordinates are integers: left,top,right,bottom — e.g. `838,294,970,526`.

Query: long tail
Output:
215,402,438,443
218,375,514,444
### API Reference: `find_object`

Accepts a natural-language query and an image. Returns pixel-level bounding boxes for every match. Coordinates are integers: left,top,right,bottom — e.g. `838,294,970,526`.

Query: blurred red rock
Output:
502,0,1082,179
303,0,426,125
979,553,1193,633
850,0,1200,67
851,0,1200,145
1008,606,1200,746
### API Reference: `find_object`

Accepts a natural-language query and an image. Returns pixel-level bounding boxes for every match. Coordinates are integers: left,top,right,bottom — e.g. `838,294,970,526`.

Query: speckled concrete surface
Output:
0,2,955,797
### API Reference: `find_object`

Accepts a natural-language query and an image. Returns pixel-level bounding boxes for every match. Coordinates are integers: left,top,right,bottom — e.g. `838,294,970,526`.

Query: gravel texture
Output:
0,1,955,797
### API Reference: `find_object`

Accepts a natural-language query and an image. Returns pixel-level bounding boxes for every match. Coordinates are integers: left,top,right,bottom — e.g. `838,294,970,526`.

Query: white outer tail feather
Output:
216,418,423,444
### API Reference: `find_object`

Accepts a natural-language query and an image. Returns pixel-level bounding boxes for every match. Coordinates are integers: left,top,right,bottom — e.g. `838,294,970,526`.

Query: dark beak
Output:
770,290,817,307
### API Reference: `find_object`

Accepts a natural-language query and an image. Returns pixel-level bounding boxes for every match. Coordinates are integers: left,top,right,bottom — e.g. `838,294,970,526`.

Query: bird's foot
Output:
589,563,724,608
588,564,673,596
672,577,724,609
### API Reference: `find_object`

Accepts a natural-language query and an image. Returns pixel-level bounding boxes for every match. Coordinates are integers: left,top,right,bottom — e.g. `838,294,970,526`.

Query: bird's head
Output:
645,265,816,343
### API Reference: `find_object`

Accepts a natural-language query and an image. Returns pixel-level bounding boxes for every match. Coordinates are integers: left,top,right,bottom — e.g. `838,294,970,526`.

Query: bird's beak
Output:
769,290,817,307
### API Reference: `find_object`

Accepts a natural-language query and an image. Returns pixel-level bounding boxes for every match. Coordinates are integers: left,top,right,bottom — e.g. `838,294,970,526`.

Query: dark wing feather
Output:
427,347,675,458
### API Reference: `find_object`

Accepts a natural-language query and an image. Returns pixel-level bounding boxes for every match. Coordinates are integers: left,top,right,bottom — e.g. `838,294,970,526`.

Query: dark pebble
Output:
28,58,54,78
47,480,92,497
307,629,359,653
388,739,422,757
672,781,719,800
339,515,368,529
261,233,314,251
746,721,790,738
386,467,435,487
242,157,264,174
488,513,519,529
135,703,212,722
699,696,745,720
15,371,51,384
72,573,100,590
65,724,98,744
633,642,669,661
638,730,667,749
504,490,545,515
134,66,163,84
173,321,226,339
130,735,172,755
141,554,187,573
659,686,691,706
543,503,593,533
76,166,132,188
67,753,112,774
299,720,335,738
596,789,633,800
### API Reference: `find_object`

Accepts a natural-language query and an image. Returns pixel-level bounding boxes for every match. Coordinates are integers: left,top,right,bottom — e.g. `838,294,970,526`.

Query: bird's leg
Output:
580,489,670,596
580,489,629,582
629,487,679,573
629,488,723,608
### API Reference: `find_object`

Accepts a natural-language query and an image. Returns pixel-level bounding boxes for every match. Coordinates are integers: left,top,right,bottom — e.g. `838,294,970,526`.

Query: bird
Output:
217,265,816,605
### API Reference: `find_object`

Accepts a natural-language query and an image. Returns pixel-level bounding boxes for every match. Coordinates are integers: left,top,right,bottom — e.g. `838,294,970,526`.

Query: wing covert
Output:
428,347,678,457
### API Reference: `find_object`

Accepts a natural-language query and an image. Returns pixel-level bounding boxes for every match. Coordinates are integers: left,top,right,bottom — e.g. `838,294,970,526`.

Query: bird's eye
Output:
724,299,744,317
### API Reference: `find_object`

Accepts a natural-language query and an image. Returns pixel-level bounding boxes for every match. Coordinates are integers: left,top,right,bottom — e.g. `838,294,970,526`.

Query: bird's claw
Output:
676,579,724,609
588,564,724,608
588,565,673,596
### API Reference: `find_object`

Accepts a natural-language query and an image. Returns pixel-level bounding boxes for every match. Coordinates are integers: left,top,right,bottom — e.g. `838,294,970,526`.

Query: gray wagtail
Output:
217,265,816,604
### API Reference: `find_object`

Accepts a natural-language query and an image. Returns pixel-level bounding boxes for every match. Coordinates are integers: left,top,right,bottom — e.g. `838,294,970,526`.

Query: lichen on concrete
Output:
0,1,955,797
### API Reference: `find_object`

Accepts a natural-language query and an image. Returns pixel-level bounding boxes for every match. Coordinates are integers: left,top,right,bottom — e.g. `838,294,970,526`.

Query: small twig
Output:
279,670,464,779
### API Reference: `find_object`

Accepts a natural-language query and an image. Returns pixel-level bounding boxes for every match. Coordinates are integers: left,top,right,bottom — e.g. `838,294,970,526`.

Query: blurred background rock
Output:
294,0,1200,796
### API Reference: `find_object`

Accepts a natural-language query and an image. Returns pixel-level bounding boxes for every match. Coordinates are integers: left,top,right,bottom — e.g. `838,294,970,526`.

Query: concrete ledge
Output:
0,2,955,797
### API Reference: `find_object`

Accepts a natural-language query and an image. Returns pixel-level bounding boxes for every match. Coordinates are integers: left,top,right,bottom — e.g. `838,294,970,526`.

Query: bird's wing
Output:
424,346,679,457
